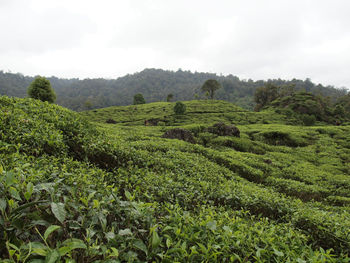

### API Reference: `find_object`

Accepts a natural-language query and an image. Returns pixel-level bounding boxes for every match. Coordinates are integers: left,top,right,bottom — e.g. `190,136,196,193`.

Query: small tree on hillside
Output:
173,101,186,115
27,76,56,103
133,93,146,105
201,79,222,100
167,93,174,102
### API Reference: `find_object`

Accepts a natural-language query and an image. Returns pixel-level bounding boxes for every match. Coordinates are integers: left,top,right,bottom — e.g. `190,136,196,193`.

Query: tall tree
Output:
27,76,56,103
201,79,222,100
133,93,146,105
254,83,280,111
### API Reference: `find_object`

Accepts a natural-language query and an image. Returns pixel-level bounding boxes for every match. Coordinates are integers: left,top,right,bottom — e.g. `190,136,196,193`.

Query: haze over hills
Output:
0,68,348,111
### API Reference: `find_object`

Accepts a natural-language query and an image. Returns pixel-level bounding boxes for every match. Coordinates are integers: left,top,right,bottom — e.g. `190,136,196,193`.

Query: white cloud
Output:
0,0,349,89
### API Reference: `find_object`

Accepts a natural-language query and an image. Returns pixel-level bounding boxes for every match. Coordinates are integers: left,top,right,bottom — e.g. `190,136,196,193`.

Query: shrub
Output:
207,122,240,137
301,114,316,126
173,102,186,115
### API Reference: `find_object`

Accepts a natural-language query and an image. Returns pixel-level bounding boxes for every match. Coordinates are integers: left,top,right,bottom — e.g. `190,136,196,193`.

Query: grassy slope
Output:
1,97,350,262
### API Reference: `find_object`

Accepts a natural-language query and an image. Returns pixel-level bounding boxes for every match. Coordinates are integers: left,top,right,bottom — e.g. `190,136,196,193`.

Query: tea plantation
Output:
1,96,350,262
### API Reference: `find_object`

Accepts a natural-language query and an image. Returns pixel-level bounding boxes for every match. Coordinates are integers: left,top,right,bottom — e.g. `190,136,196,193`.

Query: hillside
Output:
0,69,347,111
1,97,350,262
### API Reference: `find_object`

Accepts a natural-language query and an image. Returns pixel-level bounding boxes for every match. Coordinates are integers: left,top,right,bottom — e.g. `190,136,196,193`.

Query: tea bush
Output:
2,96,350,262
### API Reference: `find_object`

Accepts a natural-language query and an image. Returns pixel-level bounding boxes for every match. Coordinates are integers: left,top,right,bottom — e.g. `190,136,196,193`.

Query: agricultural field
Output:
1,96,350,262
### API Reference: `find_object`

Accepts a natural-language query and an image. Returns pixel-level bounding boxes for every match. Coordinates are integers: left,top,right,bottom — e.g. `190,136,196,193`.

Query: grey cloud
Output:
0,0,350,88
0,2,95,53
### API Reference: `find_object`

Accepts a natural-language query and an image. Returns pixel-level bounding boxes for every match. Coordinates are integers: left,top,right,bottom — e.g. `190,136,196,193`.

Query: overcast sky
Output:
1,0,349,89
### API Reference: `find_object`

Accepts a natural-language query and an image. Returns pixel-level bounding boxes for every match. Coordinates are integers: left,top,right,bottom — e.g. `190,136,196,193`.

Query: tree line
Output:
0,69,348,111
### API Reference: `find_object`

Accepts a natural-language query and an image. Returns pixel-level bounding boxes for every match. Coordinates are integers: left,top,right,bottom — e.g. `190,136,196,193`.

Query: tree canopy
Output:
133,93,146,105
254,83,280,111
0,69,347,111
201,79,222,100
27,76,56,103
173,101,186,115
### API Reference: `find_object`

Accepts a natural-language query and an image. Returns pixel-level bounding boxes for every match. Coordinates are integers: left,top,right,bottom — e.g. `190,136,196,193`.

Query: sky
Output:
1,0,350,89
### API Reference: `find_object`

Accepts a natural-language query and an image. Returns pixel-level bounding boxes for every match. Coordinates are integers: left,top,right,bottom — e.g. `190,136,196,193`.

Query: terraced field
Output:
1,97,350,262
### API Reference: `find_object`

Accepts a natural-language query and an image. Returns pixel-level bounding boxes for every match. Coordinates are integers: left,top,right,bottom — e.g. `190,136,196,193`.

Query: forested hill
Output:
0,68,347,111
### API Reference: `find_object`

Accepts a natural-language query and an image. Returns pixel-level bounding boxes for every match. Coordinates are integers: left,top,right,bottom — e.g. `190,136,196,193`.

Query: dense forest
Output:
0,69,348,111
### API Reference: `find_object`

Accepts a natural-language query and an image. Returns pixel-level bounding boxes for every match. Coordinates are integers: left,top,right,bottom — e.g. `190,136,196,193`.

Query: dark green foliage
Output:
173,101,186,115
106,118,117,124
207,122,240,137
166,93,174,102
301,114,316,126
263,90,347,124
0,70,347,111
254,83,280,111
334,104,345,117
201,79,222,99
336,93,350,114
162,128,195,143
27,76,56,103
133,93,146,105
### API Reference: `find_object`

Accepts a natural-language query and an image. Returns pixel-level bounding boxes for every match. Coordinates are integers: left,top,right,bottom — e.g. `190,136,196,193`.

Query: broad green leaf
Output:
0,198,7,212
134,239,148,255
273,248,284,257
87,191,96,202
24,182,34,201
9,249,16,257
0,165,3,174
197,243,207,254
93,199,100,209
5,172,15,186
118,228,132,236
105,231,116,241
31,242,48,256
166,238,171,249
7,242,19,251
58,246,71,256
45,249,60,263
206,220,217,231
59,239,87,256
44,225,61,241
125,190,132,200
151,230,160,250
110,247,119,258
9,187,21,201
51,202,66,223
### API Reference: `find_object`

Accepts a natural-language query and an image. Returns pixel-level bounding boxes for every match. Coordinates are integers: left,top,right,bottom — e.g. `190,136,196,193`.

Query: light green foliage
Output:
27,76,56,103
1,96,350,261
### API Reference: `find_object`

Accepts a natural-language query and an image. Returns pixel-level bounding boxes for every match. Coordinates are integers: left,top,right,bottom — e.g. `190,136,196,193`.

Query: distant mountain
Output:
0,69,347,111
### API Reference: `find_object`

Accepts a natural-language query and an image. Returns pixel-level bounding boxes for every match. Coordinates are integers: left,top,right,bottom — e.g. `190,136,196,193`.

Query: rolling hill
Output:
1,96,350,262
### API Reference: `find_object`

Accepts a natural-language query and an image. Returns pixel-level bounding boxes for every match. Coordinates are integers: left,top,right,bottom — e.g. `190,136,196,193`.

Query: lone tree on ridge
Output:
201,79,222,100
133,93,146,105
27,76,56,103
